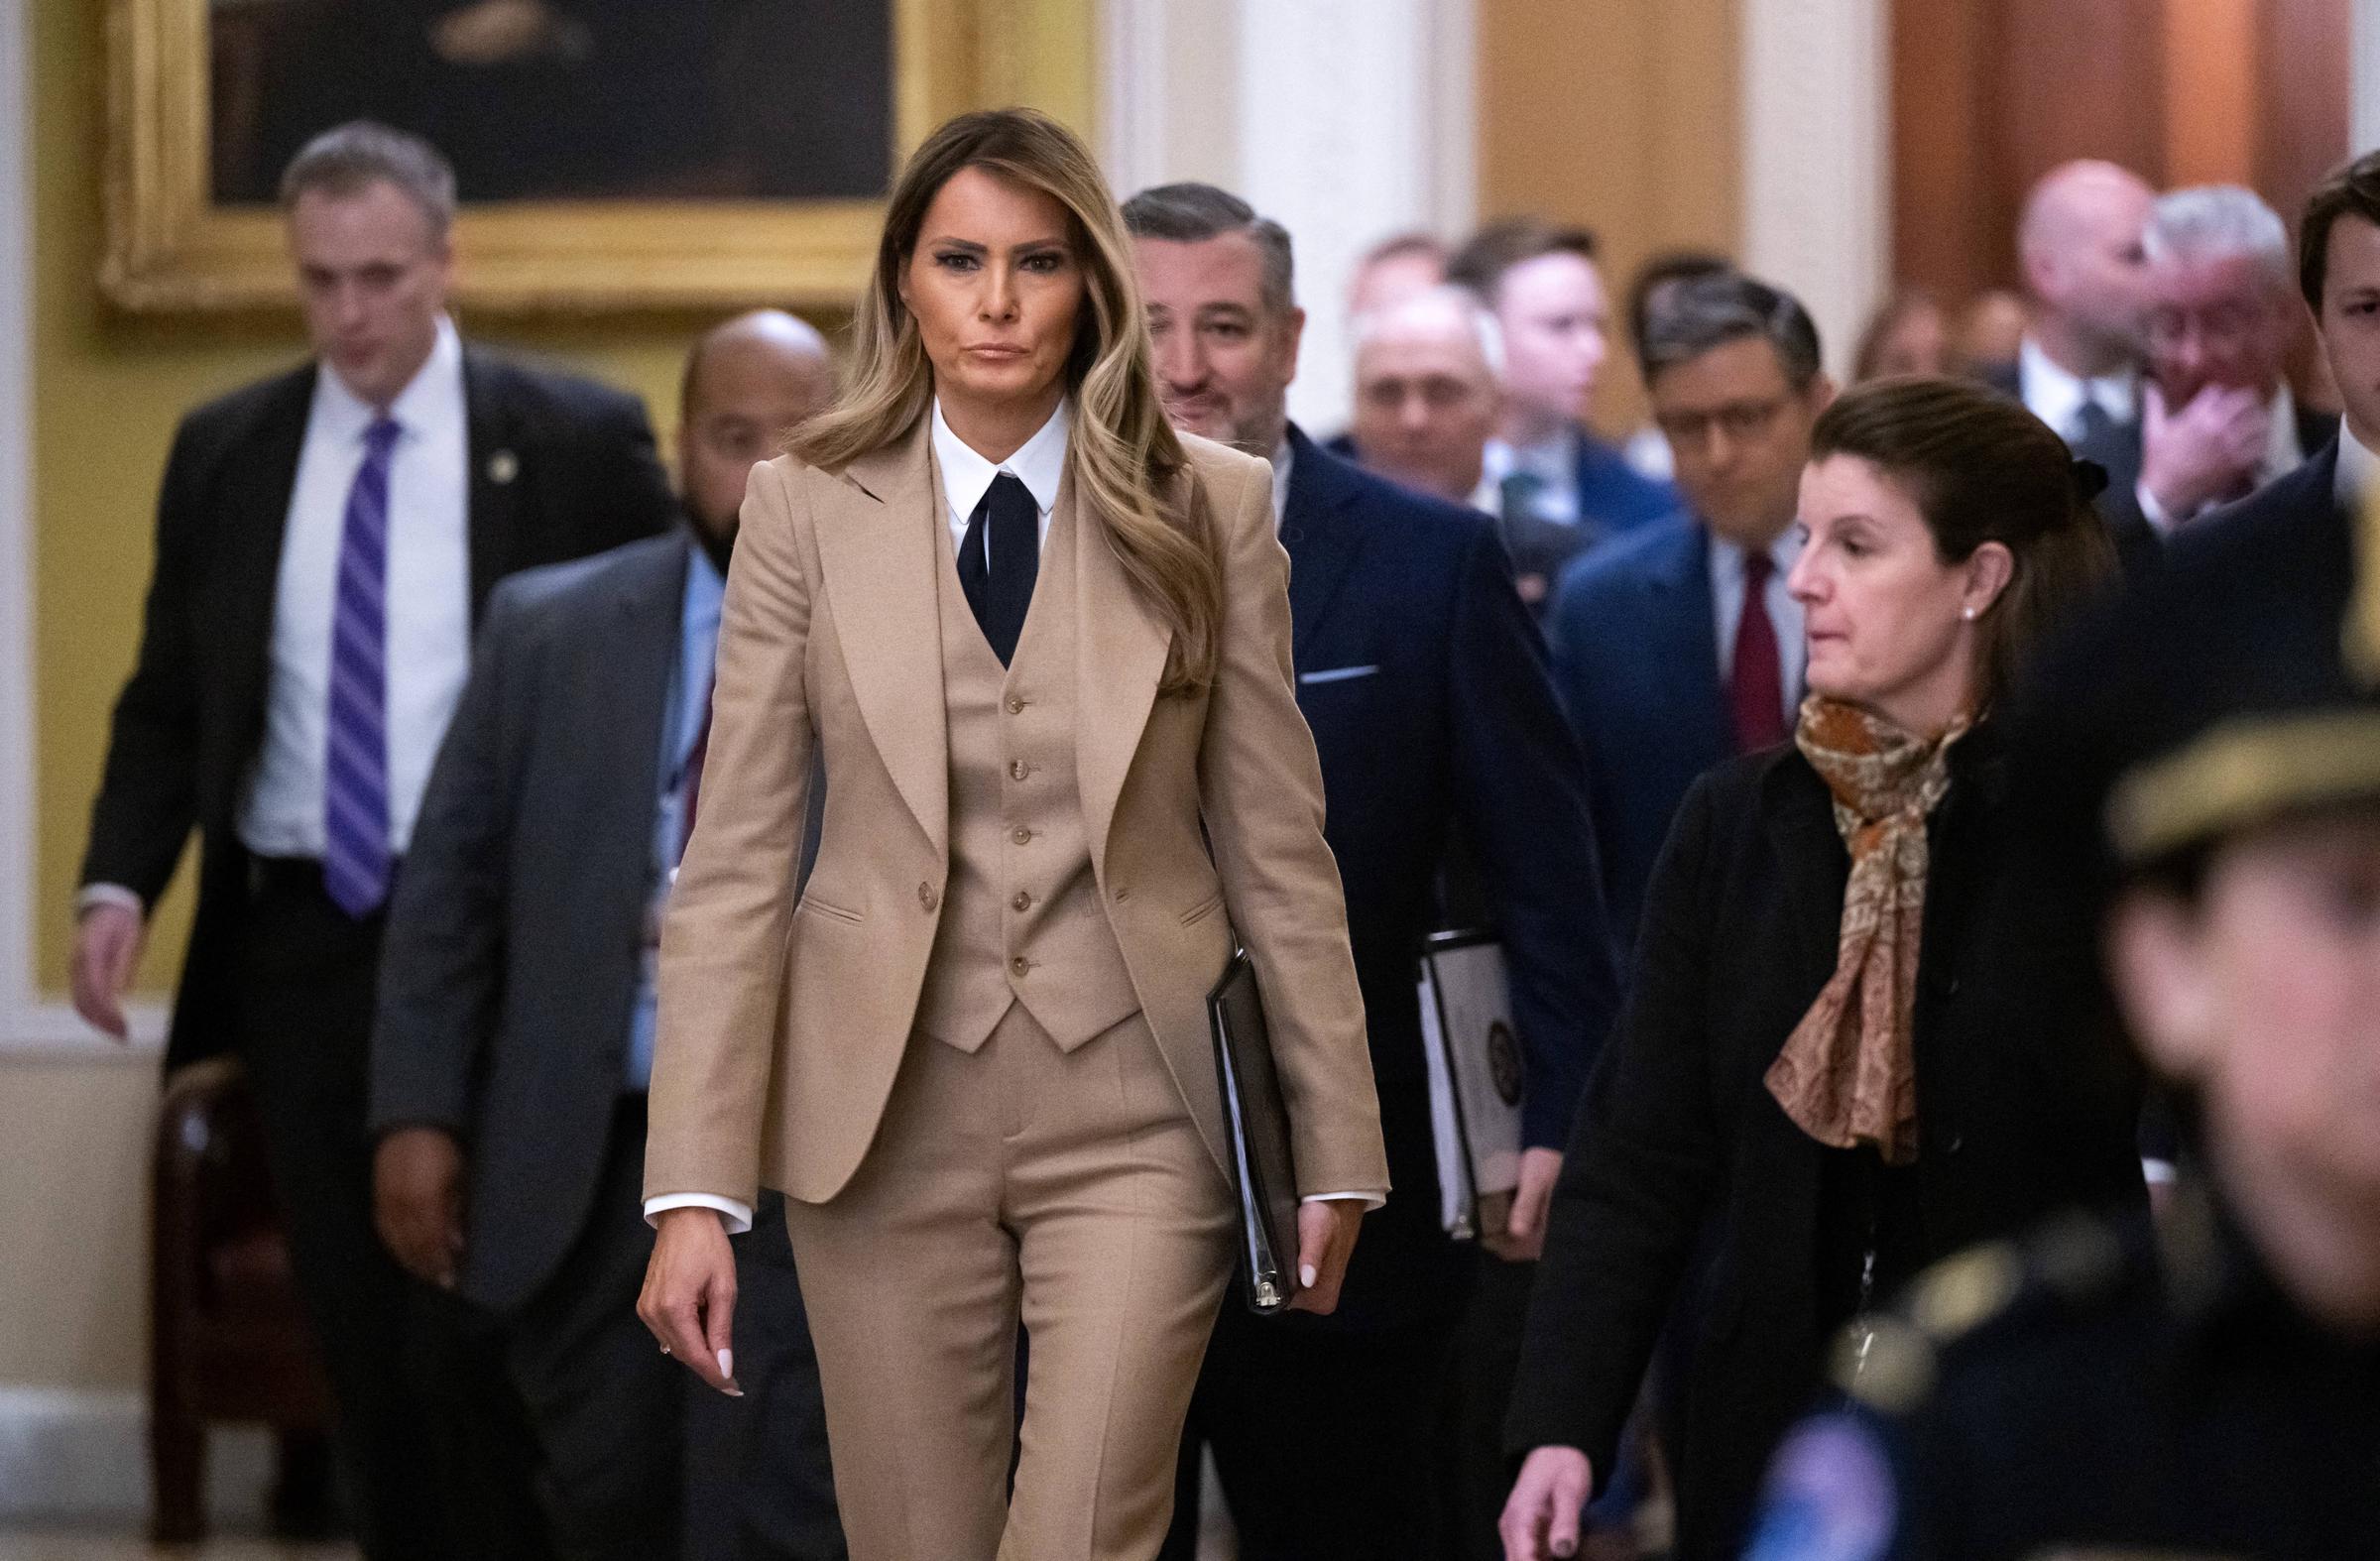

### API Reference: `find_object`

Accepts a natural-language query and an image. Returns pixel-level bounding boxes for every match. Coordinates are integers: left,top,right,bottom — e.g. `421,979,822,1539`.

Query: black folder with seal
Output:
1207,949,1300,1314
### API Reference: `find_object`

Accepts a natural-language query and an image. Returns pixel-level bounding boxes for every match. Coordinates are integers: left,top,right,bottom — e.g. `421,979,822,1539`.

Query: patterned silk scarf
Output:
1764,697,1970,1165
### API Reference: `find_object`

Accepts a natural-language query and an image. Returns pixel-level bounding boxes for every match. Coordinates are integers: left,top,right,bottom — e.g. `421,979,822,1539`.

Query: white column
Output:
1101,0,1477,432
2355,0,2380,155
1738,0,1889,380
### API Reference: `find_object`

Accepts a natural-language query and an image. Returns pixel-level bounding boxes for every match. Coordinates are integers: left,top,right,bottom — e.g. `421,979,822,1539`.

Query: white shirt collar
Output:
1269,436,1294,532
931,396,1070,526
2018,334,2135,436
314,313,464,444
2263,383,2305,481
2338,418,2380,511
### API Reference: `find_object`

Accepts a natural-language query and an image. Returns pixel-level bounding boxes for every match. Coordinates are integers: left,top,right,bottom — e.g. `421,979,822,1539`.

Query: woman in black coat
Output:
1500,379,2148,1561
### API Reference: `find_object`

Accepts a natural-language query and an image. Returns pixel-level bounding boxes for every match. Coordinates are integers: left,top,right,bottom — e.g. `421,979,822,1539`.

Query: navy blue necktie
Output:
958,472,1039,665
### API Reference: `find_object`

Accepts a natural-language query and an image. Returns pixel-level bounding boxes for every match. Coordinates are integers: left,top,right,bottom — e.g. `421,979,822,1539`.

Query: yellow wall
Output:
30,2,1093,997
1477,0,1742,434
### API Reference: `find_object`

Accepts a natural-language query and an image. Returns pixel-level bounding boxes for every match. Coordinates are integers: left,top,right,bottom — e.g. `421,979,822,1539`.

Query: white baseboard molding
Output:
0,1386,272,1523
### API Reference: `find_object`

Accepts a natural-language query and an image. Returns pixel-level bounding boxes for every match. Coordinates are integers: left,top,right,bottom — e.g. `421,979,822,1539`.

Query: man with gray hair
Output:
72,120,674,1556
2122,183,2339,544
1124,180,1619,1561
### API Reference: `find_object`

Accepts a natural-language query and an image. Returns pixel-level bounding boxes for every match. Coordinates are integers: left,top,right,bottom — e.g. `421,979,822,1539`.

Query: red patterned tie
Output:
1729,549,1787,753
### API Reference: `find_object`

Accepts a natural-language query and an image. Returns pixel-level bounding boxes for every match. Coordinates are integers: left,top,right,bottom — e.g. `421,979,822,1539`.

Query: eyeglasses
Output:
1653,396,1790,448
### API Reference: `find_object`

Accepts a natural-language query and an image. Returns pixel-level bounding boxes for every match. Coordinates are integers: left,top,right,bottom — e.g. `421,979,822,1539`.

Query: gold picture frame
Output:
102,0,1082,313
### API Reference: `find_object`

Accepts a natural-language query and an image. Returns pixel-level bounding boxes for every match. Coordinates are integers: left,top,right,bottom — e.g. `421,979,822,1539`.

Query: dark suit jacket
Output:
1543,516,1734,951
80,347,675,1068
1277,425,1619,1330
1505,734,2145,1559
1571,426,1678,536
367,532,691,1312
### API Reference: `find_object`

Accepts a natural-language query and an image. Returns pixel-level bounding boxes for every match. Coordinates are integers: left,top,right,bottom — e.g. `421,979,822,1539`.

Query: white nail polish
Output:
1299,1263,1317,1287
717,1348,734,1380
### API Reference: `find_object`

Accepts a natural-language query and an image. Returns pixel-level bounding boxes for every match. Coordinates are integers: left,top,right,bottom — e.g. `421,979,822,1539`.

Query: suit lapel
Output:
813,418,951,858
1279,428,1365,662
1075,462,1174,871
590,534,687,888
464,349,527,622
220,367,318,746
1653,523,1732,762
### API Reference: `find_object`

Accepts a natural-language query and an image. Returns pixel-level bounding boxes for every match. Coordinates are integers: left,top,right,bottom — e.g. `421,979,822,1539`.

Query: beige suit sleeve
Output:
644,460,814,1210
1195,454,1390,1200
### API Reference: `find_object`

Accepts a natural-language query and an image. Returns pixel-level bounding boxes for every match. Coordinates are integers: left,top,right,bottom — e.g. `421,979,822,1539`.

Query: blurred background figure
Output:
369,310,845,1561
2122,184,2335,545
1346,284,1507,514
1347,229,1451,322
1958,288,2028,381
1851,287,1951,381
1451,219,1678,590
1620,250,1734,480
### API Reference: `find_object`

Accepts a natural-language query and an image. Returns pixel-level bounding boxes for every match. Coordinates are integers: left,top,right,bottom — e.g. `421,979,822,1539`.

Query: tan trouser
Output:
783,1006,1235,1561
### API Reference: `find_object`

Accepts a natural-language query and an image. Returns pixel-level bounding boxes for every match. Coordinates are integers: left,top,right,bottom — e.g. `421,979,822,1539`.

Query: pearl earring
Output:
1962,606,1976,621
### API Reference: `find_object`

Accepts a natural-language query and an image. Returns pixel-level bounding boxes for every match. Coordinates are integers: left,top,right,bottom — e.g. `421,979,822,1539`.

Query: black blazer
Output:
80,347,675,1068
1505,732,2145,1559
369,532,689,1312
1279,425,1620,1331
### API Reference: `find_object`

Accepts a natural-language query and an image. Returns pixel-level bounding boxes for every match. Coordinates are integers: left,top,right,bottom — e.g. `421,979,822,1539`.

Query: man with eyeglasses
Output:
2110,184,2339,554
1543,273,1833,951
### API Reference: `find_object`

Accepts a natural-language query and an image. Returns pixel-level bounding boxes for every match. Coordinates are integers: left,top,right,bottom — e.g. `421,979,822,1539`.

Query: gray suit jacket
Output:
371,529,695,1313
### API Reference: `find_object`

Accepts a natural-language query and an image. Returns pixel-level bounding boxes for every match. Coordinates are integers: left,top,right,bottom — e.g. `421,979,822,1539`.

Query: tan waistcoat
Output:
912,488,1141,1052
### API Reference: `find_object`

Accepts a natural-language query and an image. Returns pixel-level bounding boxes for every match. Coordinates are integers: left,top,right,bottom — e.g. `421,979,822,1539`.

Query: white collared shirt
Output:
1269,437,1294,532
2334,417,2379,510
1483,433,1581,524
240,313,473,860
931,396,1069,556
2018,335,2137,443
1709,528,1807,729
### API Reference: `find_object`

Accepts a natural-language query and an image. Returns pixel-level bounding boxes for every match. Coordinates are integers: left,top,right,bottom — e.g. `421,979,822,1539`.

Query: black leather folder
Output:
1207,949,1300,1314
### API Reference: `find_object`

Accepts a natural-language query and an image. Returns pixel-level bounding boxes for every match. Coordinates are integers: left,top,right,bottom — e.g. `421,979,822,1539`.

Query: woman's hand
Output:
638,1207,743,1395
1499,1445,1595,1560
1284,1197,1365,1314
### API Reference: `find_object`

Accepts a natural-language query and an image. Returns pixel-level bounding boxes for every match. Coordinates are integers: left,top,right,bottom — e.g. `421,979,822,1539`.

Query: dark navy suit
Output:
1544,514,1734,953
1165,428,1620,1560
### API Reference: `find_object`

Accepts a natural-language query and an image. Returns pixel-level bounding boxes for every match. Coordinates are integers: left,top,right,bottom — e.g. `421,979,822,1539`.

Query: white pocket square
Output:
1298,664,1380,685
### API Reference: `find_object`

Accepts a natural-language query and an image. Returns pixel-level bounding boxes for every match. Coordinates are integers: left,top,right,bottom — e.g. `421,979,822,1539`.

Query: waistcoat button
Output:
918,882,938,911
1009,759,1030,781
1012,891,1032,912
1010,956,1030,978
1012,826,1033,845
1007,695,1027,714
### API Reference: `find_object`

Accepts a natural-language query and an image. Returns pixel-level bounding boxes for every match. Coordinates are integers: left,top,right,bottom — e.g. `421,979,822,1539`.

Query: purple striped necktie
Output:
323,416,402,917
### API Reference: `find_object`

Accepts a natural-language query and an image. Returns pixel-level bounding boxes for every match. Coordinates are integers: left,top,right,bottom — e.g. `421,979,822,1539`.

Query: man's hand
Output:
373,1127,466,1289
1485,1145,1564,1263
640,1207,743,1395
70,901,146,1041
1500,1445,1596,1560
1284,1197,1365,1315
2140,381,2270,521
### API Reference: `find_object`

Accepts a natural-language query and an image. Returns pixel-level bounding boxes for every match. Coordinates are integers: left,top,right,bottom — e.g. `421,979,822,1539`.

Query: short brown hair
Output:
279,121,457,238
1811,377,2115,709
2299,151,2380,311
1446,217,1598,304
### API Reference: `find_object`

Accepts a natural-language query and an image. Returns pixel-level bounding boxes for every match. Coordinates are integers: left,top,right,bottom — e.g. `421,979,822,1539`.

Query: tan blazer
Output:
644,415,1389,1209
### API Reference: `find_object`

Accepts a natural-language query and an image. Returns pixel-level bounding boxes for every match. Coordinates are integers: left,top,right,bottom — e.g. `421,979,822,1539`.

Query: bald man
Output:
1349,285,1508,510
370,312,846,1560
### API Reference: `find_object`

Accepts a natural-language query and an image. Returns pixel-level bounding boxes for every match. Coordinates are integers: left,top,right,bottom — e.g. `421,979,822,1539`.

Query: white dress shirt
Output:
1483,433,1581,524
2338,419,2380,510
77,316,472,921
2017,334,2136,443
933,395,1069,550
1269,437,1294,532
1709,529,1807,729
244,314,472,860
650,407,1371,1232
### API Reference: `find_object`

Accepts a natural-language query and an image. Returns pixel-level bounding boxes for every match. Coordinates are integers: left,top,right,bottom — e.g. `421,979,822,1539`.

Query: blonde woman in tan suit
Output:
634,109,1390,1560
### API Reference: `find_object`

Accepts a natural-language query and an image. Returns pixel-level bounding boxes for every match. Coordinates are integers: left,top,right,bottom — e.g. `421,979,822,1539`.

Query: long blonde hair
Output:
792,109,1220,692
